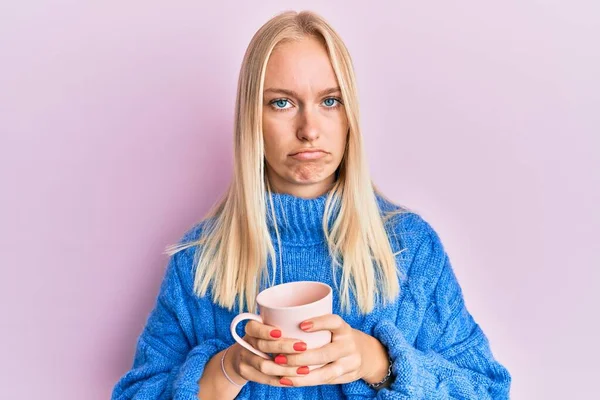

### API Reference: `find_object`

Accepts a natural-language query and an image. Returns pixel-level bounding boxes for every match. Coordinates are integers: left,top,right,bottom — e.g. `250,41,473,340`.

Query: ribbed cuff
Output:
341,377,378,397
372,319,434,398
172,338,229,398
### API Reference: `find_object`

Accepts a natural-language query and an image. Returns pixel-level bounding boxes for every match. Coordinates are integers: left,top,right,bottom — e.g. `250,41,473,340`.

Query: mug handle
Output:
230,313,271,359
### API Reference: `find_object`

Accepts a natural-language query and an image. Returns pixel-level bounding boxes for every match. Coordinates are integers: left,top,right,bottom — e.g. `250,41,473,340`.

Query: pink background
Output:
1,1,598,399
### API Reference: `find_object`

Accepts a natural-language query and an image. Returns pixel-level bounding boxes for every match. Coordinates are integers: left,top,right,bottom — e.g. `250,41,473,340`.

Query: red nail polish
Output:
293,342,307,351
280,377,293,386
274,354,287,364
300,321,313,331
270,329,281,338
297,366,310,375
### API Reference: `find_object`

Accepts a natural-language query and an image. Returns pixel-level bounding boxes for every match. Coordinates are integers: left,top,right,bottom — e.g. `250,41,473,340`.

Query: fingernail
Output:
280,377,293,386
297,366,310,375
293,342,307,351
270,329,281,338
274,354,287,364
300,321,313,331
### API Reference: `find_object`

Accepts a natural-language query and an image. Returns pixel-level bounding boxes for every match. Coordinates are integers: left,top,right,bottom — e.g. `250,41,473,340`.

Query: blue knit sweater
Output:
112,191,512,399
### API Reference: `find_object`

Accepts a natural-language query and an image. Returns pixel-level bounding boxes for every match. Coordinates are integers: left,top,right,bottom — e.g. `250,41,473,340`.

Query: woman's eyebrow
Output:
263,87,341,97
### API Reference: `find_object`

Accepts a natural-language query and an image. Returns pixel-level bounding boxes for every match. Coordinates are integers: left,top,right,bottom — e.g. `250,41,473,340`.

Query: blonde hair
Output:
165,10,410,314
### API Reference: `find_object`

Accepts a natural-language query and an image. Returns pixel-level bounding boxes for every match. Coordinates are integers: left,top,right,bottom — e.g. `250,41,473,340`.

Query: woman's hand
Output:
275,314,391,387
225,320,312,387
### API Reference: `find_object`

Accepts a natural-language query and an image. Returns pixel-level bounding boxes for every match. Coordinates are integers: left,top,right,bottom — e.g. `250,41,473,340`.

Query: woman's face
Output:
262,36,349,199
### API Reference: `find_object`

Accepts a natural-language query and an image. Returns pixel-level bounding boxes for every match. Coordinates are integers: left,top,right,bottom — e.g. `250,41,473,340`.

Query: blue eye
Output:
322,97,343,109
274,99,289,109
324,98,336,107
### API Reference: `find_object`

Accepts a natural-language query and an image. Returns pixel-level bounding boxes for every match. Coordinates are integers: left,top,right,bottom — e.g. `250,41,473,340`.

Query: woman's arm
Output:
343,216,512,399
111,225,237,400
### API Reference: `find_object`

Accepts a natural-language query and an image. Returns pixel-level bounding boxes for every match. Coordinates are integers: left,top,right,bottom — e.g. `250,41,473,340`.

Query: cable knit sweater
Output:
111,191,512,399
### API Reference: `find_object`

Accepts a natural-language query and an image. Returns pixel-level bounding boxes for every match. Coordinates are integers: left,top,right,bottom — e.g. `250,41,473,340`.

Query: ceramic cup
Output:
230,280,333,369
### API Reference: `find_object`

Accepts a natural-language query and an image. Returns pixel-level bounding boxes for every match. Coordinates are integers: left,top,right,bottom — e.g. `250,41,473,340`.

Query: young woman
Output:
112,10,511,400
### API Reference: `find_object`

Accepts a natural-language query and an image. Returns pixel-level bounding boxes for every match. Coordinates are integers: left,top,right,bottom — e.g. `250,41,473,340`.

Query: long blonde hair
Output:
165,10,410,314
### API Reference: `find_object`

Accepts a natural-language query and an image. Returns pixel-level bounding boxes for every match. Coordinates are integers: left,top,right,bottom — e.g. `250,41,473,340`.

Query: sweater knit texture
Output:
112,191,512,399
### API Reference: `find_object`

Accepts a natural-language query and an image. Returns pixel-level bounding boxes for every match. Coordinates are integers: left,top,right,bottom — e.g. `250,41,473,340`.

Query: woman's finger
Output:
245,320,282,340
245,336,307,355
280,359,351,387
284,340,348,367
242,349,310,377
299,314,349,335
237,360,284,387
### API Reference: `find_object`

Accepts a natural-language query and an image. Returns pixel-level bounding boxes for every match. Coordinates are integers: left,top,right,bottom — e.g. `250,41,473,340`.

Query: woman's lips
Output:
290,151,327,160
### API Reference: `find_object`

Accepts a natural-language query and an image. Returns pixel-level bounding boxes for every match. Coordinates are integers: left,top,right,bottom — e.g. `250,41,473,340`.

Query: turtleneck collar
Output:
265,190,337,246
263,190,395,246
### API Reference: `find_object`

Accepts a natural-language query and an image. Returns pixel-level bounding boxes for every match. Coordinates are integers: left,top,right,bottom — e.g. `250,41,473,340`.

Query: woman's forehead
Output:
264,40,338,97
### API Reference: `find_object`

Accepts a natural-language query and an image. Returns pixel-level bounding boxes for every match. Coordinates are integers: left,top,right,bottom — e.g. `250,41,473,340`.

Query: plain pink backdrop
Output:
1,1,598,399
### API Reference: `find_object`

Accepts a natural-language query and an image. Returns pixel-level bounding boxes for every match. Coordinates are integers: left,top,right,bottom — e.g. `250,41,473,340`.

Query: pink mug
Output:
230,281,333,369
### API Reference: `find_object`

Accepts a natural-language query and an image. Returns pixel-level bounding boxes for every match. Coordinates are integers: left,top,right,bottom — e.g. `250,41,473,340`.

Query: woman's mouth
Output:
290,150,327,160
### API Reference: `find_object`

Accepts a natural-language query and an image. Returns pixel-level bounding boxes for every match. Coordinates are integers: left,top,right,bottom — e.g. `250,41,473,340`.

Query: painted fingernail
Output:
293,342,307,351
297,366,310,375
300,321,313,331
280,377,293,386
274,354,287,364
270,329,281,338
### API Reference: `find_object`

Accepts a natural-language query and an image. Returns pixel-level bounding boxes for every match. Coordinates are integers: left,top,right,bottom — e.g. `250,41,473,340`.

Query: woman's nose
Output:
296,108,320,141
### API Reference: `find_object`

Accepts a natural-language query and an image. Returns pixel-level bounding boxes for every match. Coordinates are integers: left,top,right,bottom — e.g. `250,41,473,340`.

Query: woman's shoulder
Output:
375,192,436,239
163,218,215,296
375,193,447,279
179,220,209,245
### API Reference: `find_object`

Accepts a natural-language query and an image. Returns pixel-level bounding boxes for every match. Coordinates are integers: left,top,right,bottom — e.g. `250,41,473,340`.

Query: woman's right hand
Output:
225,320,310,387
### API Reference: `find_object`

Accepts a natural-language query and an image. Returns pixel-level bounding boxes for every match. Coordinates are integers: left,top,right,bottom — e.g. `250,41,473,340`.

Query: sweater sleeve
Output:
343,217,512,399
111,227,229,400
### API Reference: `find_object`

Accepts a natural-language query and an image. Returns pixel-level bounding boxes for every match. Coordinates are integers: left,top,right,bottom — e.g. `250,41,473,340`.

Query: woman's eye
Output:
322,97,343,109
323,98,337,107
272,99,291,110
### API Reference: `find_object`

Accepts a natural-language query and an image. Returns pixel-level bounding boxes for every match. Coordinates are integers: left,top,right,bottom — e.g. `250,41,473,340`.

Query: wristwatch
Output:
367,356,394,389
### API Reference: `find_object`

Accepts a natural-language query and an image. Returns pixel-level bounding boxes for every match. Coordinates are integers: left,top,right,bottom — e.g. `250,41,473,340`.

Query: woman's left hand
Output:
275,314,389,387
